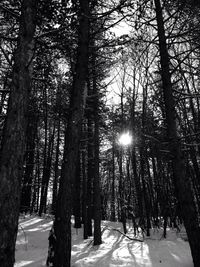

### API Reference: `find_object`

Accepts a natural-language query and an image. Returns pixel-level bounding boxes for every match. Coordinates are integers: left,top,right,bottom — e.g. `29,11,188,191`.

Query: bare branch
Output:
0,4,20,19
0,45,13,66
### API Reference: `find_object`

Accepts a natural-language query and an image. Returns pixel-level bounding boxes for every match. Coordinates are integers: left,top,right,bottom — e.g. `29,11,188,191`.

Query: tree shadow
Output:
72,231,125,266
146,236,193,267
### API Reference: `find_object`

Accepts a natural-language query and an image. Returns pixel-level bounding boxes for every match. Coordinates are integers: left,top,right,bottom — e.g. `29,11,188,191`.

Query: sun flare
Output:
118,132,132,146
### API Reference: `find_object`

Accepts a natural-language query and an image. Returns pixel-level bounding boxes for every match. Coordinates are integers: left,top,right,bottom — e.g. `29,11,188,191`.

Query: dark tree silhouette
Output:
0,0,37,266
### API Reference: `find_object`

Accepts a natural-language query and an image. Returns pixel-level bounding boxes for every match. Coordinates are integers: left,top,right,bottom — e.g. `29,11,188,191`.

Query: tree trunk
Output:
20,101,38,213
154,0,200,265
73,151,82,228
52,115,61,215
39,122,55,215
92,52,102,246
111,138,116,221
31,136,41,214
0,0,37,266
39,87,49,216
86,114,93,236
46,0,90,266
82,149,88,239
140,66,151,236
118,149,127,234
140,148,151,237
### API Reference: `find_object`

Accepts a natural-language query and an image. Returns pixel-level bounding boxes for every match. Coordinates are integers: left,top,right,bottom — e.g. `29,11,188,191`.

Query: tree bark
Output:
39,86,50,216
111,138,116,221
82,149,88,239
20,100,38,213
86,113,93,236
154,0,200,265
31,136,41,213
0,0,37,266
39,121,55,215
92,51,102,246
118,149,127,234
73,151,82,228
52,115,61,215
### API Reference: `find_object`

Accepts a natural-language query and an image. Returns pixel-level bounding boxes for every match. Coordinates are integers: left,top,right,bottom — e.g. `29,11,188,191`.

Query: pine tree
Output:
0,0,37,265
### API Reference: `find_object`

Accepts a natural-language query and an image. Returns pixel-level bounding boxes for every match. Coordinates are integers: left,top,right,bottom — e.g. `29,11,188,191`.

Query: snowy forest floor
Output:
15,215,193,267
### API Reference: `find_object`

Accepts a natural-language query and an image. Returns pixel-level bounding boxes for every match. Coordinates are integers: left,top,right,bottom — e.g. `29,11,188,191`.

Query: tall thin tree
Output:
46,0,90,266
0,0,37,266
154,0,200,265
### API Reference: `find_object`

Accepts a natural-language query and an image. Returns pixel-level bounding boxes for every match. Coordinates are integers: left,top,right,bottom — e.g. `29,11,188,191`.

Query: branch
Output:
170,45,200,75
183,142,200,147
36,26,69,40
91,0,131,20
0,45,13,66
104,226,144,242
173,88,200,98
0,90,10,93
143,134,161,143
0,33,17,42
0,4,20,19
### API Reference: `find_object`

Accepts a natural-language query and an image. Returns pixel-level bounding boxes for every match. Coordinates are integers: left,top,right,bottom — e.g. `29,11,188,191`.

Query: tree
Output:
0,0,37,266
92,45,102,246
20,97,38,213
154,0,200,265
46,0,90,266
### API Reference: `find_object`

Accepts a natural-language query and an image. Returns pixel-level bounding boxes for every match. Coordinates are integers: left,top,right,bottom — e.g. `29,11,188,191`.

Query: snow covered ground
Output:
15,216,193,267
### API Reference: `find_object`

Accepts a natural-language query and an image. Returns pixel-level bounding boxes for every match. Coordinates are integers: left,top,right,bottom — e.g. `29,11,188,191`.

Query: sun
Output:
118,132,132,146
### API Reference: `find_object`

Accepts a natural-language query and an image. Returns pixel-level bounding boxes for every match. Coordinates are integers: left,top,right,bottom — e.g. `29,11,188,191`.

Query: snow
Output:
15,216,193,267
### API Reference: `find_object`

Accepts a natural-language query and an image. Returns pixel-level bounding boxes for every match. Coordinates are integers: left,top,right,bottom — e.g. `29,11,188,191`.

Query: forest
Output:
0,0,200,266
